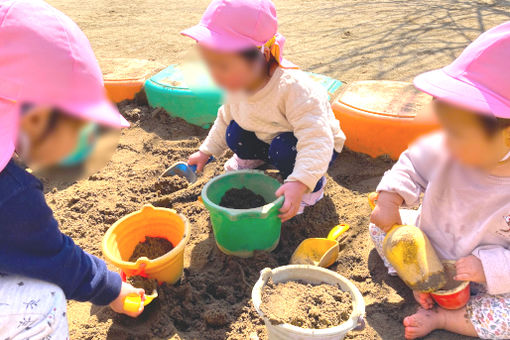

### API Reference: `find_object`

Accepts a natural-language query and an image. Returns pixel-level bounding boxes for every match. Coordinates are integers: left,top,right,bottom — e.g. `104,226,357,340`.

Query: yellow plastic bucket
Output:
102,204,191,284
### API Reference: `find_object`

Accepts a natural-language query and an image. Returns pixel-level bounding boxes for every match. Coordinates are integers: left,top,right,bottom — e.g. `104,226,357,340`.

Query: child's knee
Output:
268,133,297,172
226,120,242,150
226,120,268,160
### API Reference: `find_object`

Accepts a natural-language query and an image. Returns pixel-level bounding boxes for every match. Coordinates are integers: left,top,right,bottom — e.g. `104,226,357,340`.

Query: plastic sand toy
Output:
430,261,470,310
252,265,365,340
290,224,350,267
332,81,438,160
369,193,447,292
102,204,190,284
102,58,164,103
122,272,159,313
201,170,284,257
161,156,214,183
145,64,224,128
145,64,343,128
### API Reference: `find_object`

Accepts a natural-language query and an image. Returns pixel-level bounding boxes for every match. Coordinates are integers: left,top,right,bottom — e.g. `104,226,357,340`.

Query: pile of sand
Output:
261,279,353,329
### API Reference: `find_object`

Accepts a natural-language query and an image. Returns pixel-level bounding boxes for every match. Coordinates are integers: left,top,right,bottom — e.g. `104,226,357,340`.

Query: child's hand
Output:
370,191,404,233
276,181,308,222
188,151,211,173
455,255,486,284
110,282,145,318
413,291,434,309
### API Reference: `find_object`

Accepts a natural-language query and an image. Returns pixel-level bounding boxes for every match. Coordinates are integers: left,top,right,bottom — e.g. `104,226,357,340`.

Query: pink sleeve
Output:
473,246,510,295
376,133,444,207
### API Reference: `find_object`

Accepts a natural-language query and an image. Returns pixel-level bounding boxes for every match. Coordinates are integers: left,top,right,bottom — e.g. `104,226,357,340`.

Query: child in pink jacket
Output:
370,22,510,339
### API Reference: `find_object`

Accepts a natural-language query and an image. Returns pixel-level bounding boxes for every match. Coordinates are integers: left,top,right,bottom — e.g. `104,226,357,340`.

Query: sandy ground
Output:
40,0,510,339
48,0,510,83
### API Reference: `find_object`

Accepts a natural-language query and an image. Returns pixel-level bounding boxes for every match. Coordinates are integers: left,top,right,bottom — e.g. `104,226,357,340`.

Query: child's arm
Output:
372,134,444,231
188,105,231,171
377,134,443,207
200,105,230,153
284,84,338,192
0,184,140,314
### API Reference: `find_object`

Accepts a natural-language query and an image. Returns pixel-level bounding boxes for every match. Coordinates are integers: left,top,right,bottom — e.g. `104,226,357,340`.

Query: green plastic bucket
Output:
201,170,284,258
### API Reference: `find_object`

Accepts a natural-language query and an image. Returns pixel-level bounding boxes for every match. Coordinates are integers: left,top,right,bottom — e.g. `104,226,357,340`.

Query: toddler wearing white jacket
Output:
200,67,345,196
184,0,345,221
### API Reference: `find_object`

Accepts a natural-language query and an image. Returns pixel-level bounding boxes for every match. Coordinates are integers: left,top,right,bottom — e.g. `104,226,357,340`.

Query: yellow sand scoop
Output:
290,224,350,267
124,289,158,313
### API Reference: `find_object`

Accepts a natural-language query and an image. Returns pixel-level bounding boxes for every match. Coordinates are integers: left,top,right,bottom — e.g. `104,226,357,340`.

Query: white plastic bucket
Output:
252,265,366,340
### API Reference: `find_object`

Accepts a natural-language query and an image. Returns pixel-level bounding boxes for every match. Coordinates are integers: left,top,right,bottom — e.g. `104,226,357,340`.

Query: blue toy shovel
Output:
161,157,213,183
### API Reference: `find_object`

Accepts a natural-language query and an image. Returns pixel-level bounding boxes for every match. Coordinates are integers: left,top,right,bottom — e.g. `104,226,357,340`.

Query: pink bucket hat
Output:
414,21,510,119
181,0,297,69
0,0,129,172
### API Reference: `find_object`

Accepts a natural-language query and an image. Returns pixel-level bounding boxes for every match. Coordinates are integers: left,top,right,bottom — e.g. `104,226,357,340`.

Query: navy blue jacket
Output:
0,159,121,305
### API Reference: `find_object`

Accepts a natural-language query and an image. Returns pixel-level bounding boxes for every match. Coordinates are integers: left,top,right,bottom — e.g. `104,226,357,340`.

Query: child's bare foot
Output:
413,290,434,309
403,308,445,339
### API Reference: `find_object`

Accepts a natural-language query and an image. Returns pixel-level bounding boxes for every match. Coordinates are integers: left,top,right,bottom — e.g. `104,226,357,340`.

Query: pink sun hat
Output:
414,21,510,119
181,0,297,69
0,0,129,172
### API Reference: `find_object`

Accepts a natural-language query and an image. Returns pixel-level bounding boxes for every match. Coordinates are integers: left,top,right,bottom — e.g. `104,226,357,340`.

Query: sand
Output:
42,102,472,340
37,0,506,338
129,237,174,262
128,276,159,293
47,0,510,84
219,188,267,210
260,279,353,329
438,262,464,292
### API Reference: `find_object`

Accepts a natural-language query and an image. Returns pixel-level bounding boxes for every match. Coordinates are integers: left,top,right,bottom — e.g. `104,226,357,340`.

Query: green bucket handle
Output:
199,195,284,221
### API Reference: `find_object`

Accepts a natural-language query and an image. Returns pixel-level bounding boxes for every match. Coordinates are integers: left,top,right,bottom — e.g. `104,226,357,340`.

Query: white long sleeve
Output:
199,105,230,157
377,134,443,207
473,246,510,295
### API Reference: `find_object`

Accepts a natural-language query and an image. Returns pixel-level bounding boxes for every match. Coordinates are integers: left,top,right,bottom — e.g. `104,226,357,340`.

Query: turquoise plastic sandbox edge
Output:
145,64,343,129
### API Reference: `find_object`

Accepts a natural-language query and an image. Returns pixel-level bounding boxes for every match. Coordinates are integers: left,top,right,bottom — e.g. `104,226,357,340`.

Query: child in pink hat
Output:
370,22,510,339
0,1,143,337
183,0,346,221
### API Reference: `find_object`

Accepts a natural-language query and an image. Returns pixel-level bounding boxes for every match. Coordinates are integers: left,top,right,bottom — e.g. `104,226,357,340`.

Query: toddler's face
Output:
19,106,85,168
435,100,509,169
198,45,264,92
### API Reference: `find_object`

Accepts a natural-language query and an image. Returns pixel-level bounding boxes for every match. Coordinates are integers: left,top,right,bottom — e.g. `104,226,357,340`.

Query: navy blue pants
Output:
226,121,337,192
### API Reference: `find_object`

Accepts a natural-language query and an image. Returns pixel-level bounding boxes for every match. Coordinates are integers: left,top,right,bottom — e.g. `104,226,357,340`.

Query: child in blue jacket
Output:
0,1,143,338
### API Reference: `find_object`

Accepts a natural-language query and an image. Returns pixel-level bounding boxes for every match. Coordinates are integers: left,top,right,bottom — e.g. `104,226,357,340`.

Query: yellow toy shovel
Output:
124,289,158,313
290,224,350,267
368,192,447,292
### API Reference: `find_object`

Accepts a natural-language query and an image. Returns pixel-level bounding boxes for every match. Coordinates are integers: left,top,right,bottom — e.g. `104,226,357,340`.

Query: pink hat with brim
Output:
182,24,258,52
181,0,298,69
0,0,129,172
414,21,510,119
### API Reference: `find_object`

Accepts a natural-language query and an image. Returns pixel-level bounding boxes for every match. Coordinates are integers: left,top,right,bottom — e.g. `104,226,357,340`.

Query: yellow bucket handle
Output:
368,192,379,210
327,224,350,241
